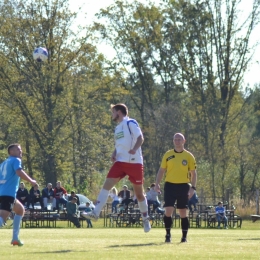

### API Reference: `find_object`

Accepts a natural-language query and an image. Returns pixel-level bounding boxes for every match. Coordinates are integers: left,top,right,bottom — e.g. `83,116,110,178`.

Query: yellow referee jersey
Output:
160,149,196,183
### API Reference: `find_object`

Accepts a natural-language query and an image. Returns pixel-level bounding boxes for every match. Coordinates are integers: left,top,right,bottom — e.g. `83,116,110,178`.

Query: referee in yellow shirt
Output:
155,133,197,243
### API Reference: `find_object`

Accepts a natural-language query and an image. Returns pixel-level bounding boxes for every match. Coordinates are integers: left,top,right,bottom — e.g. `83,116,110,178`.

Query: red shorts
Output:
107,162,144,185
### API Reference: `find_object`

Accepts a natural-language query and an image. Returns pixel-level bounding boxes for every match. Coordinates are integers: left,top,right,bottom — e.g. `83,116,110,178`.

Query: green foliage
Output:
0,0,260,203
0,0,125,189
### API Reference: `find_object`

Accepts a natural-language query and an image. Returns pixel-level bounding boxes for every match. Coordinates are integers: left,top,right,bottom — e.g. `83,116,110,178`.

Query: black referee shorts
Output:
163,182,190,209
0,196,15,212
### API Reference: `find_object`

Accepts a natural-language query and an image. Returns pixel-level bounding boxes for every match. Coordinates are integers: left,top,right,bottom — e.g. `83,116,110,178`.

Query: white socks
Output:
138,199,148,219
93,189,109,216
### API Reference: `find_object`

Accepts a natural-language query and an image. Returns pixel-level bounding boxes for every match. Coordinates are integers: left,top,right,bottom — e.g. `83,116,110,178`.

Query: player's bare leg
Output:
0,208,10,226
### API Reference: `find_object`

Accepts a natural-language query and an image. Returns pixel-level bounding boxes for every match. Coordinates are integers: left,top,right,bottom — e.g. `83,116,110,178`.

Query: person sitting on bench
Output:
215,201,228,229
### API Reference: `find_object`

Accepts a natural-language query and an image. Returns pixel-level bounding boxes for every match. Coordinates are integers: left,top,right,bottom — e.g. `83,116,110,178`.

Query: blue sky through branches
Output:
69,0,260,88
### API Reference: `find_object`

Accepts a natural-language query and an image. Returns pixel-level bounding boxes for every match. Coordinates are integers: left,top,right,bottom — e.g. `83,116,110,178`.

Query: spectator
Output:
131,189,139,205
54,181,68,210
68,191,80,206
109,187,120,213
42,183,56,211
16,182,29,208
84,202,93,228
188,191,199,212
148,183,161,213
146,187,151,211
146,187,151,200
28,184,44,210
66,197,81,228
118,185,132,206
215,201,228,229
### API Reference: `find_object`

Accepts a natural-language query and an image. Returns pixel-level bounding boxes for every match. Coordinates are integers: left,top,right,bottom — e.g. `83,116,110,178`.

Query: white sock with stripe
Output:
93,189,109,216
138,199,148,219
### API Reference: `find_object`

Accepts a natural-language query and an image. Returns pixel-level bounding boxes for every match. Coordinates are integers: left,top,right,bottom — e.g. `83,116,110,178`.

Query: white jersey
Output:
114,117,143,164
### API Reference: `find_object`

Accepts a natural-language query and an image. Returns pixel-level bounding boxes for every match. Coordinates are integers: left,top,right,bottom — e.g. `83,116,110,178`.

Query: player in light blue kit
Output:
0,143,38,246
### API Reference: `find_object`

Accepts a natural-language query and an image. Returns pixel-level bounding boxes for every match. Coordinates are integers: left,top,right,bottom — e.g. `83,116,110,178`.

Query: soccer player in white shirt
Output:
82,103,150,232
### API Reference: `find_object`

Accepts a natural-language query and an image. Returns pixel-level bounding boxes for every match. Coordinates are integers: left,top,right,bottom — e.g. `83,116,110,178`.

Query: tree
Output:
163,0,260,198
0,0,108,184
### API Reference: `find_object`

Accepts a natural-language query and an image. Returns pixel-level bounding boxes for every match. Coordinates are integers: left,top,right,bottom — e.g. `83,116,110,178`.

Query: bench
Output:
229,214,242,228
104,211,181,228
22,210,87,228
227,210,242,228
58,212,86,227
251,215,260,223
150,213,165,227
205,211,242,228
22,209,58,228
189,211,202,228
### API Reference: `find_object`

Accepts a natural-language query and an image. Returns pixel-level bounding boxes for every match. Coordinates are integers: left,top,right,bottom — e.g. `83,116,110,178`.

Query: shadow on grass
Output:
237,238,260,241
29,250,74,254
108,243,158,248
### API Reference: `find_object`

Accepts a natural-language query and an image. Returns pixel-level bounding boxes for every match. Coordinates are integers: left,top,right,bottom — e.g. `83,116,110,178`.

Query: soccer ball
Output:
33,47,48,62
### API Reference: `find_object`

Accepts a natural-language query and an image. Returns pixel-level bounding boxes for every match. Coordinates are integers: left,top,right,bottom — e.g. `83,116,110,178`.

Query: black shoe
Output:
181,238,187,243
165,234,171,243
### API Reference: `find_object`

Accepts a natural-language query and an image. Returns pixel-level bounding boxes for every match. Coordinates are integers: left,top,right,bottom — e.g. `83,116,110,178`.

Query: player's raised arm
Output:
16,169,37,186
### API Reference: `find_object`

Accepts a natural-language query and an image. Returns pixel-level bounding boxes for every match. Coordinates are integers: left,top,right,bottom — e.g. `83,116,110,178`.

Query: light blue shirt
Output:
0,156,22,197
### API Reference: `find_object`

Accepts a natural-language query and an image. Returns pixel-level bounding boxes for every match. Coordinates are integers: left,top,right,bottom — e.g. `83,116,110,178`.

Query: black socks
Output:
164,215,173,235
181,217,189,238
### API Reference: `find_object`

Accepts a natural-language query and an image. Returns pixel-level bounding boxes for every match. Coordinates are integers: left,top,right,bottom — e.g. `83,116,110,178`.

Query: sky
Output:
69,0,260,88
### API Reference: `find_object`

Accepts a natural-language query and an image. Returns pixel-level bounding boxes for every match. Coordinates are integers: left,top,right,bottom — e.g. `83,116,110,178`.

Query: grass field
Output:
0,220,260,260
